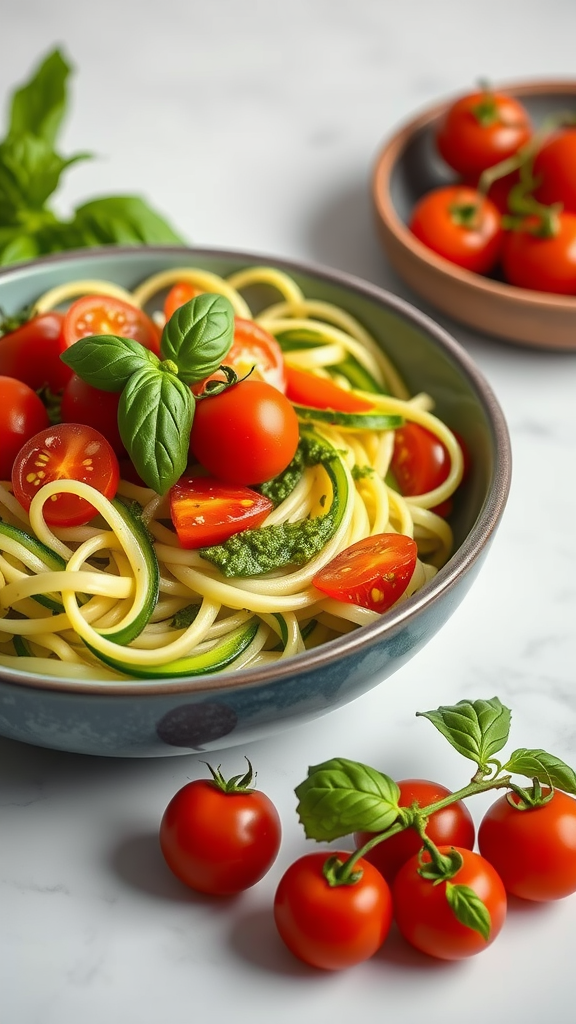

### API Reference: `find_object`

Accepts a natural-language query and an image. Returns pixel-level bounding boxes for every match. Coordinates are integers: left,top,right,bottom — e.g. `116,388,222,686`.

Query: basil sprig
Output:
61,294,234,492
0,48,184,266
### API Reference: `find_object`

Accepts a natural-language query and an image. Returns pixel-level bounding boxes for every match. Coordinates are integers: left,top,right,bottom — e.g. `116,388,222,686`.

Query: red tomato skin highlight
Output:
501,213,576,294
0,312,72,393
0,376,50,480
478,789,576,901
533,129,576,213
11,423,120,527
164,282,202,322
312,533,418,613
393,846,507,960
409,186,503,274
354,779,475,884
284,365,372,412
170,476,274,548
60,375,125,457
274,852,393,970
159,780,282,896
190,379,300,486
436,91,532,177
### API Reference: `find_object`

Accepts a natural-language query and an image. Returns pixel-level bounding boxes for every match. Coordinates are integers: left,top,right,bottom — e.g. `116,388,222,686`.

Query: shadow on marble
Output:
109,830,234,907
228,906,325,979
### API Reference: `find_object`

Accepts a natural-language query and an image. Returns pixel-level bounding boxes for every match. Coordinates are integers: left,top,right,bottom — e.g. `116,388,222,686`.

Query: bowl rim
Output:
0,244,512,696
372,77,576,310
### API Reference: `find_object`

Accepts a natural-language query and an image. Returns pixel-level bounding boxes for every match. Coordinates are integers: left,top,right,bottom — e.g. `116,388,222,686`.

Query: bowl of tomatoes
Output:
0,245,510,757
372,80,576,349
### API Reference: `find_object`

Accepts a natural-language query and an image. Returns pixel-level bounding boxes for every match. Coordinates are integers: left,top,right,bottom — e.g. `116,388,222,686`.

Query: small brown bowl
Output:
372,80,576,350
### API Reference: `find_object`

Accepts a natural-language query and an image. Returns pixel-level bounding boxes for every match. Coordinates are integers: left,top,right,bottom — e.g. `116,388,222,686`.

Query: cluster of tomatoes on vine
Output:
409,84,576,294
158,696,576,970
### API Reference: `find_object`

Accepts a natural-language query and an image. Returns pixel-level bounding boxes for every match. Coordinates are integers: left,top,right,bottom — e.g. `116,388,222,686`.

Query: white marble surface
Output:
2,2,576,1021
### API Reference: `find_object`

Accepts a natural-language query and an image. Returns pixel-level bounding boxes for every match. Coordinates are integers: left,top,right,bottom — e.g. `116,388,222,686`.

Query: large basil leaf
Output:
118,366,194,493
161,293,234,383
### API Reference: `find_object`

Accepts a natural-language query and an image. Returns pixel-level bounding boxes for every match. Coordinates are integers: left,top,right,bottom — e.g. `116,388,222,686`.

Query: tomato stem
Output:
202,756,256,793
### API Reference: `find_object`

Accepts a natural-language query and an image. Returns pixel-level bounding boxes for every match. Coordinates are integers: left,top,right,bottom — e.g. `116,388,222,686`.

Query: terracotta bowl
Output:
0,246,511,757
372,80,576,350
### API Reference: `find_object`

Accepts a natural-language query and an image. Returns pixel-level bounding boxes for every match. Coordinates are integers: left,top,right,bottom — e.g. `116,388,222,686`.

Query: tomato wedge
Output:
192,318,287,394
164,282,202,322
170,475,274,549
62,295,161,355
0,312,72,392
285,366,372,412
12,423,120,527
312,533,418,613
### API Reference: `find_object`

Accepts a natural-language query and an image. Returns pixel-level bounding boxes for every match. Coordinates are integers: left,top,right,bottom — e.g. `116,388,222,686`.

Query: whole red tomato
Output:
436,89,532,177
60,375,125,457
501,212,576,294
160,763,281,896
190,379,299,485
393,846,507,960
354,779,475,885
478,788,576,901
0,376,50,480
533,128,576,213
409,186,503,274
0,312,72,393
274,851,393,970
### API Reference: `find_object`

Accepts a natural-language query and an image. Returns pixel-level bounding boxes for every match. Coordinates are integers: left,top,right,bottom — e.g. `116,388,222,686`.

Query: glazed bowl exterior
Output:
372,80,576,350
0,246,511,756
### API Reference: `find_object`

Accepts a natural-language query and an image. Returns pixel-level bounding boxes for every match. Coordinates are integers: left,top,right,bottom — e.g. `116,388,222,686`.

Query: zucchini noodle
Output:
0,265,465,682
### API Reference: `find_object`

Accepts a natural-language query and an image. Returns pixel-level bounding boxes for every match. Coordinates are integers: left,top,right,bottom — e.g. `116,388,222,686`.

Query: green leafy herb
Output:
295,758,401,841
0,48,184,265
200,508,338,577
60,334,158,391
445,883,491,940
160,293,234,384
416,697,511,771
502,748,576,795
258,429,339,505
118,365,194,494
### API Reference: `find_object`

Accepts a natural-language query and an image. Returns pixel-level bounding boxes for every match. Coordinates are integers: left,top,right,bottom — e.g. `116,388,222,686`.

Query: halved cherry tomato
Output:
62,295,161,355
190,379,300,485
436,89,532,177
192,318,287,395
170,475,274,548
12,423,120,527
501,212,576,294
391,422,451,497
0,376,50,480
354,779,475,885
533,128,576,213
164,282,202,322
284,366,372,412
409,185,503,274
60,375,125,457
0,312,72,393
312,533,418,613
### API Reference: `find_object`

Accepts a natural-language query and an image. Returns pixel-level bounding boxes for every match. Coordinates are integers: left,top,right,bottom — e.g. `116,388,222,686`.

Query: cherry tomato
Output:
393,846,507,960
409,185,503,274
501,212,576,294
62,295,161,355
170,475,274,548
467,170,521,215
312,533,418,613
436,89,532,177
226,319,286,391
533,128,576,213
0,376,50,481
274,851,393,970
60,375,125,457
12,423,120,527
354,779,475,885
0,312,72,393
478,788,576,901
190,379,300,485
284,365,372,412
164,282,202,321
391,422,453,515
159,771,282,896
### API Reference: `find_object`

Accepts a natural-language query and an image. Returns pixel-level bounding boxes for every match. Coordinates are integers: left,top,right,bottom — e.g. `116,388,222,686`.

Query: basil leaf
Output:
71,195,184,245
8,48,70,148
0,231,40,265
295,757,401,841
0,134,88,213
60,334,159,391
118,366,194,493
445,883,491,941
161,293,234,384
503,748,576,794
416,697,511,770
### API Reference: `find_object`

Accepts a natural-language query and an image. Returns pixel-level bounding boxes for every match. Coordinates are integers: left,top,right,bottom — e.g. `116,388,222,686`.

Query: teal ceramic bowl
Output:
0,246,511,757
